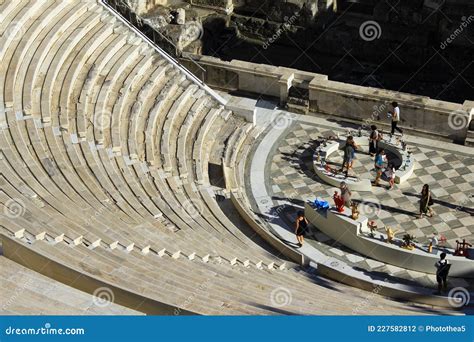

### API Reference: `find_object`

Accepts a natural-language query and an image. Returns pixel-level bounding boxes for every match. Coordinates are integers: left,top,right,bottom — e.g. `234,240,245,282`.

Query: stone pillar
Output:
279,73,294,106
308,74,329,113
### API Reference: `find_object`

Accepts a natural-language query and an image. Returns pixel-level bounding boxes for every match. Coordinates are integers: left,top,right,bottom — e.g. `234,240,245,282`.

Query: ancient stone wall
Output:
182,54,473,143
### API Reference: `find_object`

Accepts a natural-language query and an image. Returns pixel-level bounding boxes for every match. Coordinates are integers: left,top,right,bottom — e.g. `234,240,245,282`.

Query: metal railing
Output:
99,0,228,105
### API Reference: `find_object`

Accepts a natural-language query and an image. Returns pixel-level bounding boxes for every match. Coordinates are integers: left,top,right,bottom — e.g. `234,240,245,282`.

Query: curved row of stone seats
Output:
2,230,448,315
0,256,141,315
111,60,281,264
182,112,281,257
99,42,284,264
3,225,287,271
1,0,146,236
1,0,283,276
0,0,448,315
87,39,270,264
223,123,266,192
0,0,154,246
223,123,253,168
0,0,308,276
169,102,284,264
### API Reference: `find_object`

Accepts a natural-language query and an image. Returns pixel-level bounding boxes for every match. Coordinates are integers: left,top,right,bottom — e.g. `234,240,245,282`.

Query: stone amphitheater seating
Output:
0,0,456,315
4,232,452,315
0,256,140,315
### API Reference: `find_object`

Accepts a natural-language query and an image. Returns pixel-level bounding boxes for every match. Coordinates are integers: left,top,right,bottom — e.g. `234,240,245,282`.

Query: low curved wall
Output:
313,138,372,191
313,136,413,190
378,140,414,183
304,202,474,278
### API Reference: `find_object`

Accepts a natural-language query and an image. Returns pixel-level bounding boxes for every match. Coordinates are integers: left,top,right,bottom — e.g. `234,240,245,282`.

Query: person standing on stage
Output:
388,102,403,135
369,125,380,157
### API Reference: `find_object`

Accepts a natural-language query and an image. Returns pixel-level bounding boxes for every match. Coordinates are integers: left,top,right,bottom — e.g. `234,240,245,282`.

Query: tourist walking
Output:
419,184,434,219
386,162,395,190
388,101,403,135
341,136,357,177
373,149,385,186
369,125,380,157
434,252,450,294
340,181,352,207
295,211,309,247
348,136,358,171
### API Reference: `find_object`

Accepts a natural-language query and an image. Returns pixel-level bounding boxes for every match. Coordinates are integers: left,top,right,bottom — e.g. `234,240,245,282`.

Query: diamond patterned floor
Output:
263,120,473,291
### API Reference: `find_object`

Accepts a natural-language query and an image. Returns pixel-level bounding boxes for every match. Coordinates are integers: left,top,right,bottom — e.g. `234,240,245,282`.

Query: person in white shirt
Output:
389,102,403,135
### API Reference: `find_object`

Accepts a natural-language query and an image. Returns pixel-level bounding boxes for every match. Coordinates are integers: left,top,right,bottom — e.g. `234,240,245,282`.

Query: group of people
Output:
340,102,402,187
293,195,446,294
372,148,396,189
292,101,449,293
341,126,395,189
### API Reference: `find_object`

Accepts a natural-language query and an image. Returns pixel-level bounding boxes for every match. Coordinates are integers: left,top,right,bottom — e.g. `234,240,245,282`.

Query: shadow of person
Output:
351,198,419,218
402,192,474,215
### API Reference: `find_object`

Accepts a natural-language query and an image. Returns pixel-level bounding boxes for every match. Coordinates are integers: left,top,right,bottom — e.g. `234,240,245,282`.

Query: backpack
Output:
437,261,450,277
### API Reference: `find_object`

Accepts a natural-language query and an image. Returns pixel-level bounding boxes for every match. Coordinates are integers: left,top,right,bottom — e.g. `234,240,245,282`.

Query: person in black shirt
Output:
295,211,309,248
435,253,450,294
369,125,380,157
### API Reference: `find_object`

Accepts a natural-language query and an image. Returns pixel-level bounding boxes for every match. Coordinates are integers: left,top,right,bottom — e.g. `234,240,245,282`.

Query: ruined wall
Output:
125,0,168,15
188,0,234,13
182,54,473,143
